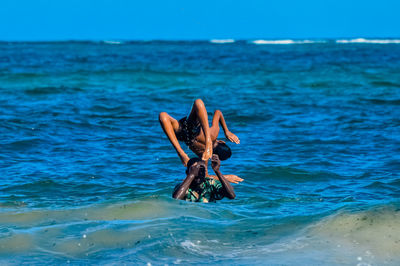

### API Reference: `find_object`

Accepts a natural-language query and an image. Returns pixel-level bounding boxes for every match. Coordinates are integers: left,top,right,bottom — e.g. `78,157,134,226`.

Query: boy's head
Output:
186,158,206,178
213,140,232,161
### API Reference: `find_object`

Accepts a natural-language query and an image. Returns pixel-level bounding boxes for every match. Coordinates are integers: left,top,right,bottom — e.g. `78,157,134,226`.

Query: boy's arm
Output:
211,155,236,199
172,164,199,200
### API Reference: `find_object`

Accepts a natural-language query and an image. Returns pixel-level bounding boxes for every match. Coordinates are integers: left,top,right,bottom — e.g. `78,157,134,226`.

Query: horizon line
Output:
1,36,400,43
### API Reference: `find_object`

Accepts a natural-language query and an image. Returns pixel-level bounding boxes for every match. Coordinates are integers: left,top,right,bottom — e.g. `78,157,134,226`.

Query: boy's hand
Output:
188,161,206,177
188,162,200,176
211,154,221,171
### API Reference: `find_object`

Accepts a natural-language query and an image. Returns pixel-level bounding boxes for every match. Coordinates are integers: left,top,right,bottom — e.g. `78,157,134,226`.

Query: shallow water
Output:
0,40,400,265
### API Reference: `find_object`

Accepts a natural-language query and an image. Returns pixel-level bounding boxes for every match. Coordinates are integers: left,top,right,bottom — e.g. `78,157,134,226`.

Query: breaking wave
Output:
251,39,325,45
210,39,235,44
336,38,400,44
103,40,123,45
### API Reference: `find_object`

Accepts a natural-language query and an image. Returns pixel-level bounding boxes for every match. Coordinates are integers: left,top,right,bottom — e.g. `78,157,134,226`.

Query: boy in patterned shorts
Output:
173,154,236,203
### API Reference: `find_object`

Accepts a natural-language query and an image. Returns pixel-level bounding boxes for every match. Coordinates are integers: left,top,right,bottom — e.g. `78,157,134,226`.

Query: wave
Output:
308,205,400,263
370,81,400,88
251,39,325,45
24,86,83,95
336,38,400,44
75,68,198,78
362,98,400,105
209,39,235,44
103,40,123,45
2,138,42,150
241,165,341,182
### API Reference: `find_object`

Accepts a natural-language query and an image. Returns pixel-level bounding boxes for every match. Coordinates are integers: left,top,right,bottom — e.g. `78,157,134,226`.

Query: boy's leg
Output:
159,112,190,166
187,99,213,161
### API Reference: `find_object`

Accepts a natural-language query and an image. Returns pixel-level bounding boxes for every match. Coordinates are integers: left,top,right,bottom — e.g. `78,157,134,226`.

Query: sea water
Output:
0,39,400,265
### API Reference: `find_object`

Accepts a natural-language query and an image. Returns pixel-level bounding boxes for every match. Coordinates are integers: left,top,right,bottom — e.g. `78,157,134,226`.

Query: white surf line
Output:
336,38,400,44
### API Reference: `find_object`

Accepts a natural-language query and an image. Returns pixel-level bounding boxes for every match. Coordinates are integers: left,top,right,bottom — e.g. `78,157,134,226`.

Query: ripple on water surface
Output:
1,41,400,264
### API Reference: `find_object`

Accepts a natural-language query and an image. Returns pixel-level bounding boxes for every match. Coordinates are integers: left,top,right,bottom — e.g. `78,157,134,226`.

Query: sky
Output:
1,0,399,41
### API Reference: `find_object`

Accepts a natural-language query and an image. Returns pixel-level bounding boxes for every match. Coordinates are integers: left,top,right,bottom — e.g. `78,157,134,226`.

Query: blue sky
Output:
1,0,399,40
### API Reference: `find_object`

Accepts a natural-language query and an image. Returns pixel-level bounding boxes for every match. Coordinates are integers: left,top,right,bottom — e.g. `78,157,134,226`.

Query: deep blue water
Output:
1,40,400,265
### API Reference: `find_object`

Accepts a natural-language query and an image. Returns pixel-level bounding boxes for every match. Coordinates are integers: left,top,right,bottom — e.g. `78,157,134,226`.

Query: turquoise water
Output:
1,40,400,265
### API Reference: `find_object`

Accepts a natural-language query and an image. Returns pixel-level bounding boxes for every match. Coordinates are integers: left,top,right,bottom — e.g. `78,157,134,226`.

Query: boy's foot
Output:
226,131,240,144
201,138,213,161
181,154,190,167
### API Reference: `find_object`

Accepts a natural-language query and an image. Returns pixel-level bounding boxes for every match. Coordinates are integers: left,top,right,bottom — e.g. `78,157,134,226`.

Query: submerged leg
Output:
159,112,190,166
187,99,213,161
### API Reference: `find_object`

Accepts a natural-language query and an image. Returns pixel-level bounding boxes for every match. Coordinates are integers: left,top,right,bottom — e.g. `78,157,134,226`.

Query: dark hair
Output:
213,141,232,161
187,157,202,169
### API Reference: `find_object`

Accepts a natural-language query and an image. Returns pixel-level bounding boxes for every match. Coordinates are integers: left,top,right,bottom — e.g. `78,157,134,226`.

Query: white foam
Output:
103,40,123,45
181,240,198,249
210,39,235,44
251,39,322,45
336,38,400,44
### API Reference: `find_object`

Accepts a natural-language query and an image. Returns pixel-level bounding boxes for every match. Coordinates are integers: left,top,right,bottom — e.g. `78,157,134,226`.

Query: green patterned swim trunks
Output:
174,177,225,203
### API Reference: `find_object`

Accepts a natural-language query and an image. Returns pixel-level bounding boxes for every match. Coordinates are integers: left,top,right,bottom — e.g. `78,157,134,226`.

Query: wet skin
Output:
159,99,243,184
172,155,235,201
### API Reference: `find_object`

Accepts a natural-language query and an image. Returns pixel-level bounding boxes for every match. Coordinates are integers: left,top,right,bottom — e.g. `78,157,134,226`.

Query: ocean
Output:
0,39,400,265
